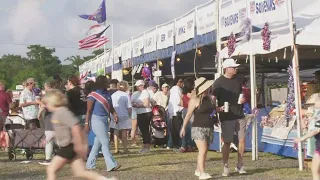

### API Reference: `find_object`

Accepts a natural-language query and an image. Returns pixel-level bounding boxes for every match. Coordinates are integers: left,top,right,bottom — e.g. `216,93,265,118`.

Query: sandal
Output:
110,165,121,171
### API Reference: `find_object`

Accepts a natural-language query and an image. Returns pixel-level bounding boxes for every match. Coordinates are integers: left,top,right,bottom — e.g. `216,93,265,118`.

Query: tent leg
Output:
292,45,304,171
250,55,258,161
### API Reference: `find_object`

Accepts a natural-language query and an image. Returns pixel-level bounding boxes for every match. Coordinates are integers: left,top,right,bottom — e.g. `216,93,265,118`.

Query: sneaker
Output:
194,171,200,177
166,147,171,150
199,173,212,180
235,166,247,174
38,160,51,165
179,147,187,153
221,166,230,177
101,177,118,180
139,148,150,154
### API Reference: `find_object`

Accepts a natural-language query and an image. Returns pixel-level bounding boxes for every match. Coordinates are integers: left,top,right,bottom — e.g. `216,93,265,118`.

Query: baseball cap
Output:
161,83,169,88
135,80,145,86
222,58,240,68
148,80,158,88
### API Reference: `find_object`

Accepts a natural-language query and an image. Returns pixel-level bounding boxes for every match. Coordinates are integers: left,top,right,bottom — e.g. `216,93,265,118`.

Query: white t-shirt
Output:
131,90,152,114
5,114,26,126
168,86,183,117
111,91,132,119
154,91,169,110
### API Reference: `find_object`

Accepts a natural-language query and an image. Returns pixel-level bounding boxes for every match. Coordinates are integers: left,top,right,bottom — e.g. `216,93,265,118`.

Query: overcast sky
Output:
0,0,209,62
0,0,310,63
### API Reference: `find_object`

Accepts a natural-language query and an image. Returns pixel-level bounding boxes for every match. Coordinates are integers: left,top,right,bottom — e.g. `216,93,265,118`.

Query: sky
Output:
0,0,209,62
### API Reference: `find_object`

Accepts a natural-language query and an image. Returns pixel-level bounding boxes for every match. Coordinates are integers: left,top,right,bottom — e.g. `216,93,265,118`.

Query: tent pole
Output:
293,45,304,171
250,55,257,161
287,0,303,171
215,0,222,153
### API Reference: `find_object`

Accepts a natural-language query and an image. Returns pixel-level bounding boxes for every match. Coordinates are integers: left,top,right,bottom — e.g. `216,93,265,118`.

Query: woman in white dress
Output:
110,81,132,154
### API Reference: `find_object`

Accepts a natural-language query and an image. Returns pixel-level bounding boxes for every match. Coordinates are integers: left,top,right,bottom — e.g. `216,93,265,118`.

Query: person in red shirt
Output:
0,81,12,129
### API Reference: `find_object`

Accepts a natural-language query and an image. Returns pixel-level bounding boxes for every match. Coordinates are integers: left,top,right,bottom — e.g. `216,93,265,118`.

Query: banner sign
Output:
144,28,157,53
219,0,248,39
132,34,144,58
157,21,174,50
121,40,132,61
175,10,196,44
104,51,110,67
171,50,176,79
196,1,217,35
96,55,105,76
90,58,97,74
114,44,122,64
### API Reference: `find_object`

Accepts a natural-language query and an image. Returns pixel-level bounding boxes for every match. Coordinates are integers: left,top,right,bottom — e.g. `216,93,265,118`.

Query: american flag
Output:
78,25,109,50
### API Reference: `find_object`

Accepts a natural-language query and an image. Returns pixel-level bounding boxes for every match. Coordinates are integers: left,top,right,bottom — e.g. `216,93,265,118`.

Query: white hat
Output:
161,83,169,88
194,77,214,96
222,58,240,68
135,80,145,86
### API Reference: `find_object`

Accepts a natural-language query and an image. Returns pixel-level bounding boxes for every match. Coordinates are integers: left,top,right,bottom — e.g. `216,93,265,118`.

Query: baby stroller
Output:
5,116,46,161
150,105,167,148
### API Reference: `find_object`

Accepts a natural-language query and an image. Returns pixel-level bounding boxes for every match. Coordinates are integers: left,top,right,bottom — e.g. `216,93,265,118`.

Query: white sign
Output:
250,0,289,27
90,59,97,74
154,70,162,77
175,10,195,44
121,40,132,61
104,51,111,67
114,44,122,64
171,51,176,79
144,28,157,53
196,1,217,35
157,21,174,50
132,34,144,58
219,0,248,39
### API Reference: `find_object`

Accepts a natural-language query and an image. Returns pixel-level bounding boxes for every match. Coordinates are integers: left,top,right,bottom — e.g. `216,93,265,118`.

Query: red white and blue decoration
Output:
141,66,151,80
79,0,106,24
240,18,251,42
227,33,236,57
261,22,271,51
285,66,295,125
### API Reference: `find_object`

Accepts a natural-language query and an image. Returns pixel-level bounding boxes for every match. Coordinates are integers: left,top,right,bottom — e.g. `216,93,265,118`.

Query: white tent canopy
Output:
220,0,320,58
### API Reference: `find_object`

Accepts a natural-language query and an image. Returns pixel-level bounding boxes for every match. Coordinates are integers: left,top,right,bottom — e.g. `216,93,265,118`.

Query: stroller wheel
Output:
26,150,33,160
9,152,16,161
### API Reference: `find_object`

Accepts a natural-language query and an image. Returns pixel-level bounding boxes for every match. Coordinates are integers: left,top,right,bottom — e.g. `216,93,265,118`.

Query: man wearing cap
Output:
154,83,170,110
212,58,247,176
147,80,159,106
19,78,41,129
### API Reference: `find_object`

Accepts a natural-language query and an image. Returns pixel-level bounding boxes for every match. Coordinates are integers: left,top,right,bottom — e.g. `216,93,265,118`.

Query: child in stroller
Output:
151,105,167,148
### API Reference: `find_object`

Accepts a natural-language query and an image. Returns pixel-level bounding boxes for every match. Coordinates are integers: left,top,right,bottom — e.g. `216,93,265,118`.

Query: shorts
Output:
221,118,247,143
191,127,214,143
56,144,76,161
132,109,137,119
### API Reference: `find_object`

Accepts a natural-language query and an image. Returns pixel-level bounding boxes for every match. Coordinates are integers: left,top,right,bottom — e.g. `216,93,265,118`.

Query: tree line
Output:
0,45,103,90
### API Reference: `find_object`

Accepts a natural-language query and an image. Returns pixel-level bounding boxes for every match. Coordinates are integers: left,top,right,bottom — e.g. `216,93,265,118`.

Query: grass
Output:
0,144,312,180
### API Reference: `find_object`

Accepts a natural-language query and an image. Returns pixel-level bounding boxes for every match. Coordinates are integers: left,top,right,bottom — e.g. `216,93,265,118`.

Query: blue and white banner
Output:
175,10,196,44
157,21,174,50
132,34,144,58
114,43,122,64
218,0,248,39
104,51,111,67
90,58,97,74
121,39,132,61
171,50,176,79
196,0,217,35
144,28,157,53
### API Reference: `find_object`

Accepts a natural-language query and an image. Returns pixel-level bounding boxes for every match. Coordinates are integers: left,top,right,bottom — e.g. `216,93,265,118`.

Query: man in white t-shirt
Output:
147,80,158,106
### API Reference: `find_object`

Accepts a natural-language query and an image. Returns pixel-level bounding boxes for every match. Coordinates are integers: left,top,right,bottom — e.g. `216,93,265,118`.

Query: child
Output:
44,90,116,180
295,120,320,180
4,102,25,150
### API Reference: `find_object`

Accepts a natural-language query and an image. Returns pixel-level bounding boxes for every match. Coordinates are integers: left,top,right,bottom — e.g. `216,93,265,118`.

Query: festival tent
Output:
219,0,320,58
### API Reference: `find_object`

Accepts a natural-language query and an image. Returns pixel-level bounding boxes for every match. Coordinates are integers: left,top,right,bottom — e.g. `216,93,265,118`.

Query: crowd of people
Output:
0,58,264,180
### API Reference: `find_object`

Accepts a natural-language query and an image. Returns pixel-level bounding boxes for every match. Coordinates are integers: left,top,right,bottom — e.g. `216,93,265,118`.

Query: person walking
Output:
65,75,87,127
110,81,132,154
85,76,120,171
44,90,116,180
212,58,247,176
168,77,184,151
0,81,12,130
131,80,152,153
180,77,216,179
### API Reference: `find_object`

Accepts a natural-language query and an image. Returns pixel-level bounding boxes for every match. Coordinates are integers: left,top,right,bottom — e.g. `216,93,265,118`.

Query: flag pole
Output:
111,23,114,79
103,0,107,75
